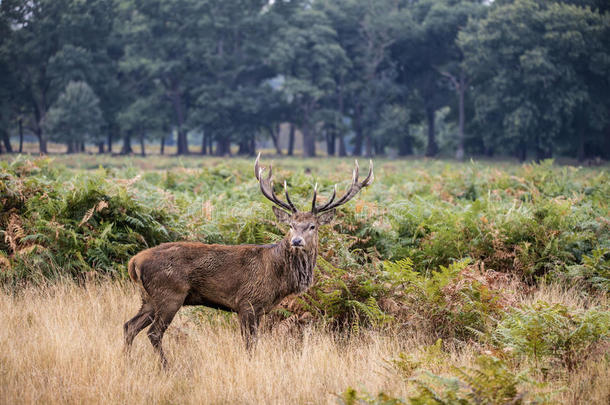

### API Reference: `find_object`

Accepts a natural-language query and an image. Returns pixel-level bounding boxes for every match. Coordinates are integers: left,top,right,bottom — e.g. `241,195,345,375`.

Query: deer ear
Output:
272,206,292,223
317,209,336,225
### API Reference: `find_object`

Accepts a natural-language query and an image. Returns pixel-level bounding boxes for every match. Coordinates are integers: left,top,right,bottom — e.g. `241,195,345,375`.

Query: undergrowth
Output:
1,155,608,403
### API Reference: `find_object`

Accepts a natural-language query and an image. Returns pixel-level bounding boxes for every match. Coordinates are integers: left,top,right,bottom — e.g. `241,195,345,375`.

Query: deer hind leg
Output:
238,308,261,351
147,300,183,367
123,301,154,351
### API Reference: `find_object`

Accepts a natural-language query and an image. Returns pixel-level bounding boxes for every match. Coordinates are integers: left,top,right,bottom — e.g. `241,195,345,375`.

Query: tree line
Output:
0,0,608,161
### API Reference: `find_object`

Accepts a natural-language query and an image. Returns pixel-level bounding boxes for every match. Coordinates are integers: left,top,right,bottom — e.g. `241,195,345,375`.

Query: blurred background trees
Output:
44,81,105,153
0,0,608,161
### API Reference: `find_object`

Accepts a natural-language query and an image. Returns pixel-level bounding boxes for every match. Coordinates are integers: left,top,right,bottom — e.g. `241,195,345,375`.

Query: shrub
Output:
0,158,184,285
387,339,446,379
340,355,555,405
382,258,509,340
564,248,610,291
290,257,393,332
408,355,554,405
492,301,610,371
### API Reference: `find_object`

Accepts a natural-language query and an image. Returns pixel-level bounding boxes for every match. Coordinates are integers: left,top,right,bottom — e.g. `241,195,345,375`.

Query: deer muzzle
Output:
291,237,304,248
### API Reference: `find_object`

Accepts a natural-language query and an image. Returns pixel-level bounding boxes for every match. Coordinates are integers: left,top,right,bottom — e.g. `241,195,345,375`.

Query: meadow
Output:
0,154,608,404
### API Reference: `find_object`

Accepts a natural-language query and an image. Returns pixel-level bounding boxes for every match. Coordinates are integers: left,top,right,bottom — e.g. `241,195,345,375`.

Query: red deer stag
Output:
124,155,373,365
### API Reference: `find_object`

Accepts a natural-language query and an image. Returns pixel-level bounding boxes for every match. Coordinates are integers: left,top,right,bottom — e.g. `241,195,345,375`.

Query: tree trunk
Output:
425,106,438,157
97,142,105,154
39,136,48,154
398,128,412,156
365,135,373,157
302,121,316,157
18,118,24,153
32,95,48,154
455,72,466,161
161,136,166,155
267,124,282,155
238,138,250,155
287,123,295,156
121,132,133,154
250,134,256,156
338,132,347,157
201,132,207,155
176,130,188,155
353,110,363,157
67,141,76,154
1,129,12,153
169,88,188,155
140,134,146,157
215,137,231,156
337,77,347,157
326,131,335,156
107,129,113,154
35,127,47,154
374,139,384,155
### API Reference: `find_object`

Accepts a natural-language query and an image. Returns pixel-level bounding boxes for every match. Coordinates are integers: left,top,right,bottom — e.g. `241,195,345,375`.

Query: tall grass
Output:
0,282,606,404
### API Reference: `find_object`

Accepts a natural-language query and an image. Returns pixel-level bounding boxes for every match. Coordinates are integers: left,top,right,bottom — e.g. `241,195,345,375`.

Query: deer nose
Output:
291,237,304,247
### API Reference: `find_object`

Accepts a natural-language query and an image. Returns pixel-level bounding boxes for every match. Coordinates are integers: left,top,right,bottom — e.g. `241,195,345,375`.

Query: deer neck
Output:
273,238,317,294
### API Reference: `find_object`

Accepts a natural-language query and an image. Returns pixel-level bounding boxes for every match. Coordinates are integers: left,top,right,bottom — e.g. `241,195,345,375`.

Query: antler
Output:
254,153,297,213
312,160,374,214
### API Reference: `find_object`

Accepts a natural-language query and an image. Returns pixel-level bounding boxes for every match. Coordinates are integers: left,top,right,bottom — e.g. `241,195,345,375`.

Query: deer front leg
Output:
238,307,260,351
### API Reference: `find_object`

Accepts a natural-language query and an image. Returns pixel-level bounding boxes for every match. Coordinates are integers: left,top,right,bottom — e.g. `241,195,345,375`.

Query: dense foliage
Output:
1,0,609,160
1,156,607,294
1,155,608,402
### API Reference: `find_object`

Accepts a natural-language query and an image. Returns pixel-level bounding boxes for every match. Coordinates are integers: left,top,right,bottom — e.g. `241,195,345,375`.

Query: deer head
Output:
254,154,374,250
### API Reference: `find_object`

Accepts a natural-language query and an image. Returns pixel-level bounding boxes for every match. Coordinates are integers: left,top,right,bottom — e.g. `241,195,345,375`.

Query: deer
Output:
123,154,373,366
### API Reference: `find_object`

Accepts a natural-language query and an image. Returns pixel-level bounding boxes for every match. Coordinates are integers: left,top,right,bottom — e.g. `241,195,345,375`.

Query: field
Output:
1,155,609,404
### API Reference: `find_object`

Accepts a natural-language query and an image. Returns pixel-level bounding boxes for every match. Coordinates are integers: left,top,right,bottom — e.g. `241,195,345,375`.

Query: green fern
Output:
492,301,609,370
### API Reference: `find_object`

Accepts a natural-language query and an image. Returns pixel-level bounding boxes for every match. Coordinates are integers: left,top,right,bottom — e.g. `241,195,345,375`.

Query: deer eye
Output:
309,224,316,230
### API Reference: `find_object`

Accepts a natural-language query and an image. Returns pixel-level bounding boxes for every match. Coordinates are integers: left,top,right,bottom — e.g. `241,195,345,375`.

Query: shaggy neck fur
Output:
273,238,317,294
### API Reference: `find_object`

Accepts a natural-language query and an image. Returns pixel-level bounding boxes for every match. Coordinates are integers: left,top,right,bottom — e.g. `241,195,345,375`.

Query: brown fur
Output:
123,211,326,366
124,157,372,366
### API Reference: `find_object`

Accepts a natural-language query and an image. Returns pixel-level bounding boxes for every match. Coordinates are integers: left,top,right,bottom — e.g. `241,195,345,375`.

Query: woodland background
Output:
0,0,609,161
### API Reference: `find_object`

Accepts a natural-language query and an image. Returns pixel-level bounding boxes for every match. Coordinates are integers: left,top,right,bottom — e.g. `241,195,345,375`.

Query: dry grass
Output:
0,282,607,404
0,282,411,404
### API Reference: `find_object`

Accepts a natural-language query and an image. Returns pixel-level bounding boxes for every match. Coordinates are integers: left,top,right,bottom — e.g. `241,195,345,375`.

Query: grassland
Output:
0,154,608,404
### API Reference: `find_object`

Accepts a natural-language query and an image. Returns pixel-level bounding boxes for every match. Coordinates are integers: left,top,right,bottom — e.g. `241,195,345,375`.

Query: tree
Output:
44,81,104,153
430,1,485,160
190,0,276,157
270,6,349,157
391,0,483,157
460,0,610,161
321,0,407,157
2,0,116,154
0,0,23,154
120,0,211,155
118,87,171,156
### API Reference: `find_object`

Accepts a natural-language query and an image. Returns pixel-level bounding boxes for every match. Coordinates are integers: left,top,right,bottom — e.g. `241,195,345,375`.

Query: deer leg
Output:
147,301,182,367
238,308,261,351
123,302,154,351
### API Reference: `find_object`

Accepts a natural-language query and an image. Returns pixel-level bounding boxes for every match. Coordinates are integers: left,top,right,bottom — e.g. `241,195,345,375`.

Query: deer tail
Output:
127,256,141,283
